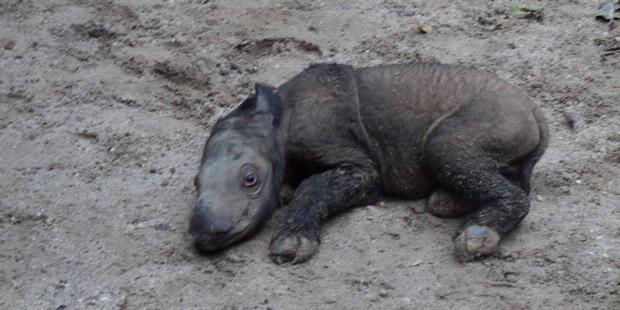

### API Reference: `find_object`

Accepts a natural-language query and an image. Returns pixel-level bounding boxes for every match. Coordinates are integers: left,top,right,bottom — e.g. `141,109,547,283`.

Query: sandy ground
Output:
1,0,619,309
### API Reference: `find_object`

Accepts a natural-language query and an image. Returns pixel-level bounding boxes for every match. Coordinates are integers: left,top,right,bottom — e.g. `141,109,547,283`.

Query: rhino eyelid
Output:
246,182,263,197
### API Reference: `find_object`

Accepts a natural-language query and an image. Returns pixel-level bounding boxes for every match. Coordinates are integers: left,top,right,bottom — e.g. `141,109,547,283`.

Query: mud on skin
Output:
191,62,548,264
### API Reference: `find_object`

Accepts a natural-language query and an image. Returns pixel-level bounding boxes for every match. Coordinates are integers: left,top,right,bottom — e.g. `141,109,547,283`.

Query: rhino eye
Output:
240,165,260,188
244,173,257,187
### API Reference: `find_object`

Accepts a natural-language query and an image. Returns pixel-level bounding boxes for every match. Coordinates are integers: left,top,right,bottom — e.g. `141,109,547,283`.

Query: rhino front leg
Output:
269,165,381,264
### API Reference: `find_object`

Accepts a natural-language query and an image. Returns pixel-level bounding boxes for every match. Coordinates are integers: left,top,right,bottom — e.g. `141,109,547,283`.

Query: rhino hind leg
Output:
423,137,530,262
429,161,537,218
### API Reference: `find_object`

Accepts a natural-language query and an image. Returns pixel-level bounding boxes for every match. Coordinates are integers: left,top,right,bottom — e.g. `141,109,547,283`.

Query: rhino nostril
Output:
209,217,233,235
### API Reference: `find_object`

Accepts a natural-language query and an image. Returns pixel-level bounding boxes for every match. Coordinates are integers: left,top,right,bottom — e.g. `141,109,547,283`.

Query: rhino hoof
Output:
269,232,319,264
455,225,500,262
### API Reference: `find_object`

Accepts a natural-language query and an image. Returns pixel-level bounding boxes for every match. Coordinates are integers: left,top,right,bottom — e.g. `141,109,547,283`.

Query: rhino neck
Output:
274,85,295,144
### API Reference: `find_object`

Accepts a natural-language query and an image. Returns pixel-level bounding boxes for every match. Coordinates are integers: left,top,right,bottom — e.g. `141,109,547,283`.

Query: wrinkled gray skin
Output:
190,63,548,264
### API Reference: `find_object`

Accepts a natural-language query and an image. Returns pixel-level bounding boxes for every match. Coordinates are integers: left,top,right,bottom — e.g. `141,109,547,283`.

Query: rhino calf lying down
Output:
190,63,548,264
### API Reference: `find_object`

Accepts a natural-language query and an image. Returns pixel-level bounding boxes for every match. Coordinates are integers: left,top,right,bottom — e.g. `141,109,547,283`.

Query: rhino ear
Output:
254,83,282,127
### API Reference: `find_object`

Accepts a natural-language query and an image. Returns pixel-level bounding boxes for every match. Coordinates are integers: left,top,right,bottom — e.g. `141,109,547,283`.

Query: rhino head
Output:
190,84,285,252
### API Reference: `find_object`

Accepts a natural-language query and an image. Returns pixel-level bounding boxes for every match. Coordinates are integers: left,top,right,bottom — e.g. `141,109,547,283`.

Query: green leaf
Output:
596,0,620,21
509,4,544,21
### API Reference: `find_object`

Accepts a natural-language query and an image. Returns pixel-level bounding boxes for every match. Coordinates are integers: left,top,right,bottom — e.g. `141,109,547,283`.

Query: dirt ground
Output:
1,0,619,309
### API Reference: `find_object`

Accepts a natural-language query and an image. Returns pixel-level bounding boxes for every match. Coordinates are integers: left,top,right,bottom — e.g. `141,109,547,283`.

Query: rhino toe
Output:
269,232,319,264
455,225,500,262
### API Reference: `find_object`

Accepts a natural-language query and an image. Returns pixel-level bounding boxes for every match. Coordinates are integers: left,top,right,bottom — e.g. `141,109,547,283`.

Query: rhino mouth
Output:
193,235,236,252
192,230,243,252
191,217,253,253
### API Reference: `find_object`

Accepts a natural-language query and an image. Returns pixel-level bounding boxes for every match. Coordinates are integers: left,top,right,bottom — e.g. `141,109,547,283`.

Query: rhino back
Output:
356,63,539,198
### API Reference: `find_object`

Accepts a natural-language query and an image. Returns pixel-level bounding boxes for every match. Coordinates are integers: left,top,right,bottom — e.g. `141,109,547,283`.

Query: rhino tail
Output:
518,106,549,194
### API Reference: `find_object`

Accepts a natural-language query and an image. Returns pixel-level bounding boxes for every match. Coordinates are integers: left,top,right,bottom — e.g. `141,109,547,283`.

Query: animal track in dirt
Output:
118,55,148,76
593,36,620,50
234,37,322,57
71,21,119,40
152,60,211,90
1,211,49,225
88,1,140,29
354,32,439,63
594,36,620,67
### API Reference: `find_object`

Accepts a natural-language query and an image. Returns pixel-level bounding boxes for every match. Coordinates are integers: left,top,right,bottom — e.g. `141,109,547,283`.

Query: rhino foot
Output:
269,230,319,264
427,189,475,218
455,225,500,262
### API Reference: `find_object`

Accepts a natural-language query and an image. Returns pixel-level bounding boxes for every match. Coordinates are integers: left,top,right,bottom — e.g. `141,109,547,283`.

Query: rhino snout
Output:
191,198,235,233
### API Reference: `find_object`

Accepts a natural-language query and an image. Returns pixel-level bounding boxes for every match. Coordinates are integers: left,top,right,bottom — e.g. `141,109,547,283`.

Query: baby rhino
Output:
190,63,548,264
